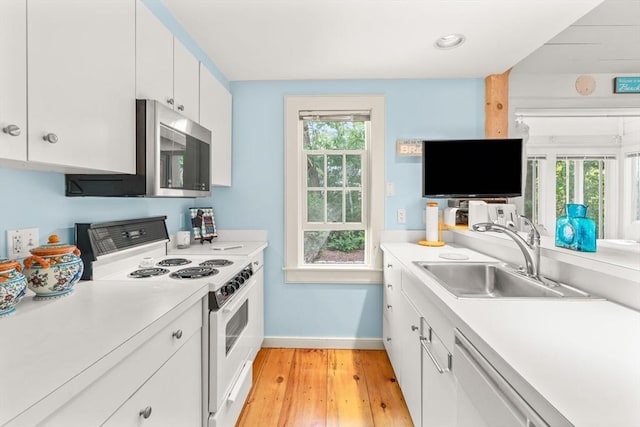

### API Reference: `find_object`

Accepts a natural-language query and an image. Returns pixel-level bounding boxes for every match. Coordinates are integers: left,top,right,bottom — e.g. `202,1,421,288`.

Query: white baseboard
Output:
262,336,384,350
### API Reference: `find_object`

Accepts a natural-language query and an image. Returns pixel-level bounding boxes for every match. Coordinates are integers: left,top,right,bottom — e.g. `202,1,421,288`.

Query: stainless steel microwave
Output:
65,99,212,198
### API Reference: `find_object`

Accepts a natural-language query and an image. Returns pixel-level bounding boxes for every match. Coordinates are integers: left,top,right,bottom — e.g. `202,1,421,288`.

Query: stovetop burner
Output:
129,267,170,278
199,259,234,268
170,266,219,279
157,258,192,267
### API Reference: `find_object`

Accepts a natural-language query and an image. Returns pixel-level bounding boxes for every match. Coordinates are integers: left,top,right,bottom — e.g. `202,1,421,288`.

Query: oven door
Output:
209,276,257,412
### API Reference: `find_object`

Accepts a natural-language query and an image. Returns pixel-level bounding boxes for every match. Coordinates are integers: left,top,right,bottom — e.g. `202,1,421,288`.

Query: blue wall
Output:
214,79,484,338
0,168,206,258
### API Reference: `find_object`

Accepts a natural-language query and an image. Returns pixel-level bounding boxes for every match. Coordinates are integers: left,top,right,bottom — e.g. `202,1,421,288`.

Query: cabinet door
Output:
0,0,27,162
397,292,422,426
382,253,403,380
199,63,232,186
135,0,173,107
27,0,135,173
103,333,202,427
173,39,200,122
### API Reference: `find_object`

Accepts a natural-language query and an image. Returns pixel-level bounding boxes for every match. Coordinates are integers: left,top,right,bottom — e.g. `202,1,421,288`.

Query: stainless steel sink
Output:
415,262,602,299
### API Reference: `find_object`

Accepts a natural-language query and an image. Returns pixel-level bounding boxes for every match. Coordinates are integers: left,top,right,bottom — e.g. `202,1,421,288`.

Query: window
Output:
284,96,384,283
519,112,629,239
625,152,640,224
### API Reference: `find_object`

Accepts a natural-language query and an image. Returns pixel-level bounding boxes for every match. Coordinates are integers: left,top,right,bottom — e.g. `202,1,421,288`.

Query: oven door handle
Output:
222,277,256,314
227,359,253,403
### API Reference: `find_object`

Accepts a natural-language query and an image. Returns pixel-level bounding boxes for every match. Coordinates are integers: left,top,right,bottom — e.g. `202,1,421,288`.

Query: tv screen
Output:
422,138,523,198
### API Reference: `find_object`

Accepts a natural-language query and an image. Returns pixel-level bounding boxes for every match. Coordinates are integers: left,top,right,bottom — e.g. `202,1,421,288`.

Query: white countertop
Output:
381,242,640,427
167,240,267,258
0,279,209,426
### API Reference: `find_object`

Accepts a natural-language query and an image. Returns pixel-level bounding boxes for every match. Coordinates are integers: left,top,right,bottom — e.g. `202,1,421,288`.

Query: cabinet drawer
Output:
103,333,202,427
41,300,203,426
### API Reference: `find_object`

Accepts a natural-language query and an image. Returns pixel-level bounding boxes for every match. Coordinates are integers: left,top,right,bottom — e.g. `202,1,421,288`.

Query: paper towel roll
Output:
426,202,439,242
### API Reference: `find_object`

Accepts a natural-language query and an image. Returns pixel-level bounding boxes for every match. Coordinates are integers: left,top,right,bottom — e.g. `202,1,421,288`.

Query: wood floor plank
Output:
236,348,296,427
360,350,413,427
277,349,328,427
252,347,269,383
326,349,375,427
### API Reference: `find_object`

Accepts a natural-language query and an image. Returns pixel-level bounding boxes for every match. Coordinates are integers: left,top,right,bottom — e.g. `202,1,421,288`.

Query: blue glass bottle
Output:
555,204,596,252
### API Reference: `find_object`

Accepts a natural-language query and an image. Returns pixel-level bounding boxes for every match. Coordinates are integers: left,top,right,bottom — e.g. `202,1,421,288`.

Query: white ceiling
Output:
164,0,639,81
513,0,640,74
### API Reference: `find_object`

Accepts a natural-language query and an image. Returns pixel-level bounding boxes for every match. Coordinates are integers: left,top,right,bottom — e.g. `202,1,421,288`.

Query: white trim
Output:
262,336,384,350
284,95,385,283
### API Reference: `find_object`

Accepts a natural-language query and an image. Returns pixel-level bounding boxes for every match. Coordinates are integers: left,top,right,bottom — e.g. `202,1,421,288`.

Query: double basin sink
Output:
416,261,602,300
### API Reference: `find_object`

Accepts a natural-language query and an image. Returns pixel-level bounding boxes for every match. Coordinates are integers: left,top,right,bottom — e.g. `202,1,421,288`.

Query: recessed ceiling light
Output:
434,34,466,50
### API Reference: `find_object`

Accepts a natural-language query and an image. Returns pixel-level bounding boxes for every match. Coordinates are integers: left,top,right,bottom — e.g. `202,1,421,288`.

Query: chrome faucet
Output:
472,215,541,279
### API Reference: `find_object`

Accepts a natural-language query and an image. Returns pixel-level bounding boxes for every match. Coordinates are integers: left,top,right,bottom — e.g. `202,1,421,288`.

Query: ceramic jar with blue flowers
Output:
555,203,597,252
23,235,84,299
0,259,28,317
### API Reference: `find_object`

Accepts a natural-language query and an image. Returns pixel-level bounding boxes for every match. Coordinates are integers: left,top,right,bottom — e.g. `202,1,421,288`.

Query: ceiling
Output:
164,0,639,81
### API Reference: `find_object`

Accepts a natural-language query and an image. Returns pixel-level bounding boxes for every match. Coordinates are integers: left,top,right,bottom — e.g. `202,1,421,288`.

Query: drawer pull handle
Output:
139,406,152,419
43,133,58,144
2,124,21,136
172,329,183,339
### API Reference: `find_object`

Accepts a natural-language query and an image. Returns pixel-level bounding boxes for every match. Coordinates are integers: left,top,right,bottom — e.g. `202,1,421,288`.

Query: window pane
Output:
583,160,605,237
303,121,365,150
346,155,361,187
307,190,324,222
345,190,362,222
303,230,365,264
556,160,569,217
327,190,343,222
307,154,325,187
524,159,539,224
327,155,343,187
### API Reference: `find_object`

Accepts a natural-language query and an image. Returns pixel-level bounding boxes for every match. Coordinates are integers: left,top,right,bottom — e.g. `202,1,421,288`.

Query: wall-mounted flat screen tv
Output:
422,138,523,198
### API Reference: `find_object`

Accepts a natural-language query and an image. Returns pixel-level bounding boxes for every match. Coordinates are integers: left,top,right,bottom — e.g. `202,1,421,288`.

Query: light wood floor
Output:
236,348,413,427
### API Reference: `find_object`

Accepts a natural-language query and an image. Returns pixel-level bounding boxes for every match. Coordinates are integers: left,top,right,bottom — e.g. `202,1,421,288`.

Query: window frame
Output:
284,95,385,283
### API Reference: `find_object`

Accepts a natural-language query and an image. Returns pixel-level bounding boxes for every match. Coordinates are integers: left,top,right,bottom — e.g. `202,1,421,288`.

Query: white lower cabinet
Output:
103,333,202,427
39,300,203,427
396,291,422,426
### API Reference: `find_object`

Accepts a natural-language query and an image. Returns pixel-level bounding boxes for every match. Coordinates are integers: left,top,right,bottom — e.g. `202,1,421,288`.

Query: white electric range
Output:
75,216,265,427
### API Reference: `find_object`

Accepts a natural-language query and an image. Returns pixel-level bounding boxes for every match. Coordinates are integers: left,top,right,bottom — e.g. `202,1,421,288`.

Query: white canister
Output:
426,202,440,242
176,231,191,249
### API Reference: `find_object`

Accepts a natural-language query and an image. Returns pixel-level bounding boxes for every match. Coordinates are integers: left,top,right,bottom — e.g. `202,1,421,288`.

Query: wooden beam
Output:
485,69,511,138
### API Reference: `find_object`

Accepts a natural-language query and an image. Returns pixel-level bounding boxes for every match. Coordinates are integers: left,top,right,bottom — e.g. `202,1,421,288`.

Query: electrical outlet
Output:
385,182,395,197
397,208,406,224
7,228,39,259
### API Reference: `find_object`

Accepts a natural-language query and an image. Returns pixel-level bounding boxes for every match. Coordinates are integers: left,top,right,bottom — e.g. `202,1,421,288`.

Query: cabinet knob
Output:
166,98,174,105
172,329,183,339
43,133,58,144
387,284,393,289
411,325,419,332
139,406,152,419
2,124,21,136
387,263,393,268
386,337,392,342
386,304,392,310
177,104,184,111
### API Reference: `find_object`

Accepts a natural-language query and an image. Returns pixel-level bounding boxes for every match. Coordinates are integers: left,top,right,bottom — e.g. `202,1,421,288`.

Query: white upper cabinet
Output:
0,0,27,162
136,1,199,122
27,0,136,173
199,63,232,186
